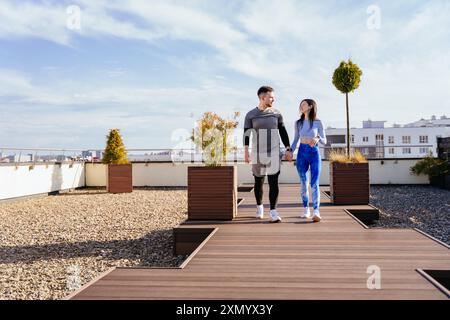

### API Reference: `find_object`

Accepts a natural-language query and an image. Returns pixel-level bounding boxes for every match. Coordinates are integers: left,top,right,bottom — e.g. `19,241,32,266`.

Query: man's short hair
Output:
257,86,274,97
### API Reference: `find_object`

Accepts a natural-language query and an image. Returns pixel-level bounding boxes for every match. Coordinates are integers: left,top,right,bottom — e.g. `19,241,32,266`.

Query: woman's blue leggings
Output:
296,144,322,210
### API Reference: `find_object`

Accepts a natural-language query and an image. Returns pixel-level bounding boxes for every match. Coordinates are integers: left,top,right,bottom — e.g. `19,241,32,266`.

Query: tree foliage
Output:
102,128,130,165
410,153,449,178
332,59,363,94
190,111,240,166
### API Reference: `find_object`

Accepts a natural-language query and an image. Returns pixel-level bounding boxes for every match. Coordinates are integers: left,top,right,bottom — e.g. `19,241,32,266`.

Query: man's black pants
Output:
253,171,280,210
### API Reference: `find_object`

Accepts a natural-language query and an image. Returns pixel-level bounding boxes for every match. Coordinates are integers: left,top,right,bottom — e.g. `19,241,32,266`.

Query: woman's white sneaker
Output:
312,209,322,222
269,209,282,223
256,204,264,219
300,207,311,219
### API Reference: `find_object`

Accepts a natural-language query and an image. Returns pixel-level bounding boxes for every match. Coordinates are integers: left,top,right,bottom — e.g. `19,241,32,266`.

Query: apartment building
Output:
325,115,450,159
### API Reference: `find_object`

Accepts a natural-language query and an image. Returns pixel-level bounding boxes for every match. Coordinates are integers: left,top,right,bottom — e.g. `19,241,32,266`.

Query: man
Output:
243,86,293,222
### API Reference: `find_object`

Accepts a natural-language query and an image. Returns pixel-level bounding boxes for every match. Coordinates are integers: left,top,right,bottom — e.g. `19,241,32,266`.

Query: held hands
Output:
285,149,293,162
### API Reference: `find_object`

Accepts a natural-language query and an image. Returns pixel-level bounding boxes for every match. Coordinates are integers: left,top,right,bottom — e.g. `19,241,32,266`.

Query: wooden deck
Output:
69,184,450,300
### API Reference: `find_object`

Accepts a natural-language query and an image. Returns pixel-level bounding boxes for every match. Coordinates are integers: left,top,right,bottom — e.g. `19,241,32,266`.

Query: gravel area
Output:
0,188,188,300
370,185,450,245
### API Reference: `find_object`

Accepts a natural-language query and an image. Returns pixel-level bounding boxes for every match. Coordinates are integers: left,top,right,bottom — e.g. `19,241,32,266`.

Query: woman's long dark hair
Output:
297,99,317,130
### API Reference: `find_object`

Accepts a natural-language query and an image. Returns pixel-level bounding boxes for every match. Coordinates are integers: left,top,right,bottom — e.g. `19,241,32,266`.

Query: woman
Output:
290,99,327,222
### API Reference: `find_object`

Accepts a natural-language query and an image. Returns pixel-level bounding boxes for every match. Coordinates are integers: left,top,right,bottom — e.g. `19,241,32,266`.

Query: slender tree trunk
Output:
222,131,227,164
346,92,350,158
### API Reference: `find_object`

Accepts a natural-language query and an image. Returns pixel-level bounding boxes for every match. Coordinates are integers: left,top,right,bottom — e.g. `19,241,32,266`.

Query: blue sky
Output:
0,0,449,149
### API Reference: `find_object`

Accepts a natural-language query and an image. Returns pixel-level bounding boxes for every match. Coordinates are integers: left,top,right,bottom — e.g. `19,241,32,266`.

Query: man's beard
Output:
265,102,272,108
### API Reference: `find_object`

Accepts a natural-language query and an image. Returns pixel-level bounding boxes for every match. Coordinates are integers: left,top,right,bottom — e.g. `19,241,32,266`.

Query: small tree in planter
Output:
188,111,240,220
331,60,368,204
333,59,362,158
411,153,450,189
102,128,132,193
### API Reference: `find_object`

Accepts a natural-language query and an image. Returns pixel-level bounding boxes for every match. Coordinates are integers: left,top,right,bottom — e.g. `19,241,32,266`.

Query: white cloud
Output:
0,69,70,105
1,0,450,148
0,1,70,45
0,0,164,46
0,0,302,80
0,68,253,113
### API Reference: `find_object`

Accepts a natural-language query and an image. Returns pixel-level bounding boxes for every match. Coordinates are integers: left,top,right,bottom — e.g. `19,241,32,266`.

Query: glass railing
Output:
0,148,86,165
0,144,436,165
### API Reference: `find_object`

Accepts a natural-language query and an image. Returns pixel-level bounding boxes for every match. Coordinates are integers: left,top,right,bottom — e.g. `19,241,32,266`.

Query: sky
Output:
0,0,449,150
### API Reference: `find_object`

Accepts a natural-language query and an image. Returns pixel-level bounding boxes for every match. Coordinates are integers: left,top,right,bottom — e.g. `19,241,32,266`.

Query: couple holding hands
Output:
243,86,327,223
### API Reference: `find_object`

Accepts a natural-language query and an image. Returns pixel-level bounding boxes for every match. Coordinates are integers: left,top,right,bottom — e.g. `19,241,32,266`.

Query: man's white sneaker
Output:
300,207,311,219
256,205,264,219
269,209,282,223
312,209,322,222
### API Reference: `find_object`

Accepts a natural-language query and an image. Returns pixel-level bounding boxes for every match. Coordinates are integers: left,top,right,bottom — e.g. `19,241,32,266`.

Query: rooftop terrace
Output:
0,150,448,300
68,185,450,300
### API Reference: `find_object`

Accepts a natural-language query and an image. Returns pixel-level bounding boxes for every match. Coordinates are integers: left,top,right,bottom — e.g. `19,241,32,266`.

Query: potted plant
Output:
330,59,369,204
410,153,450,190
188,111,240,220
102,128,132,193
329,150,369,204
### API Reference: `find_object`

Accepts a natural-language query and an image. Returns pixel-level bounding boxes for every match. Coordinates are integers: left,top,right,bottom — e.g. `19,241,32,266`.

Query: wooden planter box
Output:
430,174,450,190
107,164,133,193
188,166,237,220
330,162,369,205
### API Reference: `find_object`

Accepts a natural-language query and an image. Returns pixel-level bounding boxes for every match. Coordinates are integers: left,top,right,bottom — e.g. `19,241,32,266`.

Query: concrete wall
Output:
368,159,429,184
86,159,428,187
0,162,85,200
0,159,427,201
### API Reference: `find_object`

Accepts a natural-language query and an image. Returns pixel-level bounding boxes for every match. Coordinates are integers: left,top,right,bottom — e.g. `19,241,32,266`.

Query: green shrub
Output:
410,153,449,178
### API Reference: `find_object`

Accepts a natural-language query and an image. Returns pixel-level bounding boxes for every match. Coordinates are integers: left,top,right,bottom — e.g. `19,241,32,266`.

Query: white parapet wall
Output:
86,159,428,187
0,159,427,201
368,159,429,184
0,163,85,200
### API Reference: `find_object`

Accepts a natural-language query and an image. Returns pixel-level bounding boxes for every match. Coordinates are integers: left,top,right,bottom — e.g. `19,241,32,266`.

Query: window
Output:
388,148,395,154
420,147,429,154
375,134,384,142
328,135,345,144
419,135,428,143
351,135,354,143
402,136,411,144
362,136,369,142
388,136,394,144
402,147,411,154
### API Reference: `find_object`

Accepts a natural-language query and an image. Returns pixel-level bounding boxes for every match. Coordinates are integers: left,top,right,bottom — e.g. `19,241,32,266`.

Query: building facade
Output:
324,115,450,159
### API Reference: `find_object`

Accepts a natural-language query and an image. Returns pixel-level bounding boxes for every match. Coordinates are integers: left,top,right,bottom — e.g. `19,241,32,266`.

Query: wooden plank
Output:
69,184,450,300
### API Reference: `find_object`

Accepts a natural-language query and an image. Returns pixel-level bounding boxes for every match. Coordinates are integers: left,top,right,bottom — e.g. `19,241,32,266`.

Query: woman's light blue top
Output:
291,119,327,151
